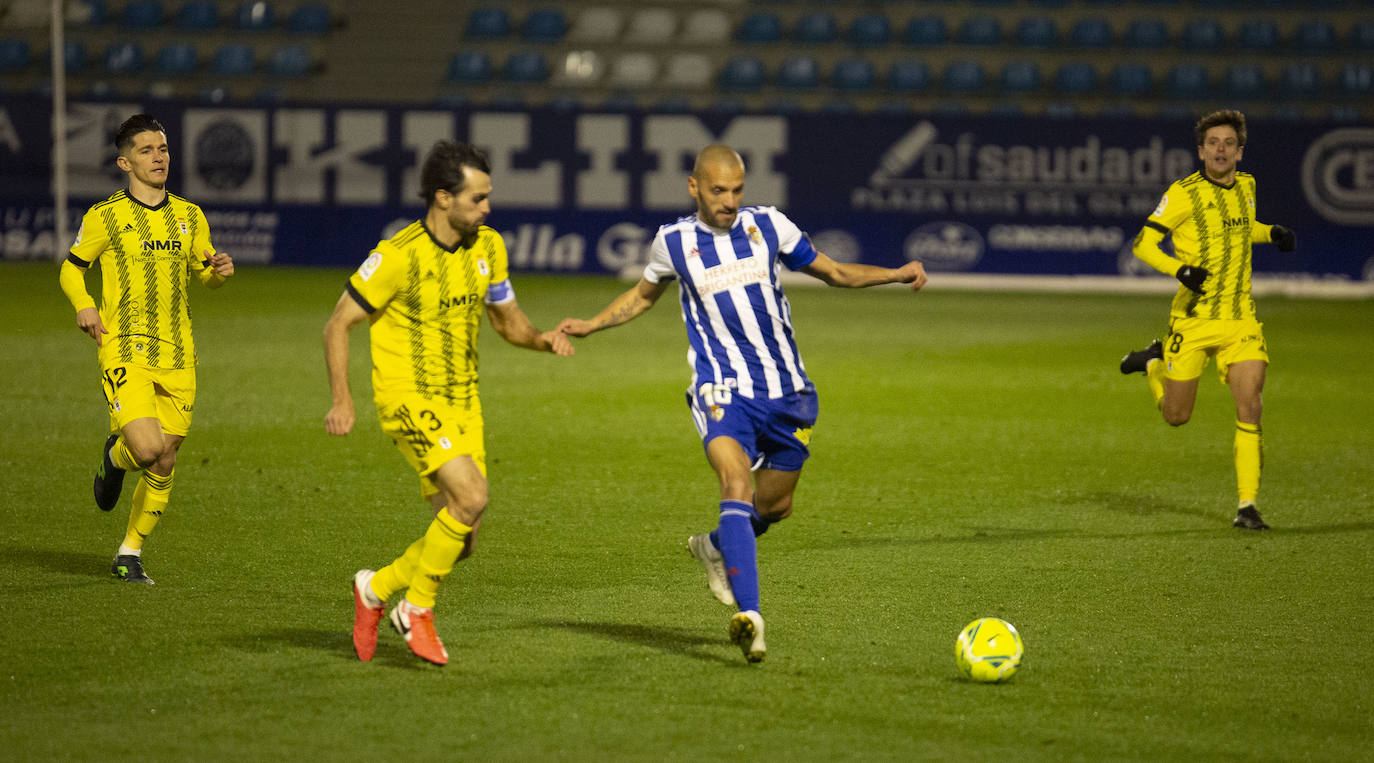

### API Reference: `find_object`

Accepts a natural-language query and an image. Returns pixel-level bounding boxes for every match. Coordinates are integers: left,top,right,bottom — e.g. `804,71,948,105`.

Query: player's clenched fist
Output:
325,402,355,436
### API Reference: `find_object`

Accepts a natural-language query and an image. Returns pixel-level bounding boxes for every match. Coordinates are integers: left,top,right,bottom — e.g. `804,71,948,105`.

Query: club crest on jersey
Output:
687,247,702,259
477,259,490,276
747,226,762,245
177,217,189,235
358,251,383,281
709,405,724,422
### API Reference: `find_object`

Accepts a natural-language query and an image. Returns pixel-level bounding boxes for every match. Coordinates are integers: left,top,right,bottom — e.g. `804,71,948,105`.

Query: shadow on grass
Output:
220,627,443,670
1072,490,1217,522
3,545,115,580
527,619,741,666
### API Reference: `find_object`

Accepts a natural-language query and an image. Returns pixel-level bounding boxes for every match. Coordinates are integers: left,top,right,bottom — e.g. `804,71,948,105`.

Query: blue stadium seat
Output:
1044,102,1079,119
1069,18,1112,47
1337,63,1372,97
252,87,284,103
718,57,765,91
267,44,311,76
736,13,783,43
1166,64,1209,98
0,39,30,71
942,60,987,92
88,80,120,100
1001,60,1041,92
1237,19,1278,49
956,17,1001,46
887,60,931,92
1352,21,1374,50
832,58,875,91
903,17,946,47
987,102,1026,117
848,15,891,47
1179,19,1224,51
1109,63,1152,95
1054,62,1097,94
776,56,820,89
177,0,218,30
62,41,88,74
287,4,332,36
1328,105,1361,123
235,1,274,31
466,8,510,40
210,44,255,75
1125,19,1169,48
932,102,971,117
198,85,231,103
503,51,549,83
1278,62,1321,97
1223,64,1266,98
1015,17,1057,47
103,42,145,74
793,13,838,44
74,0,109,26
1098,104,1138,119
447,51,492,83
523,9,566,42
121,0,164,29
1291,21,1336,53
154,43,198,75
820,100,857,114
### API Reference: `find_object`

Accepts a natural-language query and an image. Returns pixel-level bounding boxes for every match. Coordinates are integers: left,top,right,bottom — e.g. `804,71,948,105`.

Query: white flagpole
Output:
50,0,68,260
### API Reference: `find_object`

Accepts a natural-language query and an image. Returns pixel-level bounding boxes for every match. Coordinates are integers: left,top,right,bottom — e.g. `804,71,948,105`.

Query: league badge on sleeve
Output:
358,251,383,281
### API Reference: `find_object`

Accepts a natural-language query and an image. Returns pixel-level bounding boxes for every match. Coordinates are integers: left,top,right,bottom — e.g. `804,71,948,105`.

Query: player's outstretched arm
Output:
323,292,368,435
801,251,928,291
487,300,575,356
557,277,669,337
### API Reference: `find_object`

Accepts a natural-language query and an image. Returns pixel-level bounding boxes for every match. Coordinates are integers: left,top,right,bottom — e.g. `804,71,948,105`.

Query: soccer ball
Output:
955,617,1024,683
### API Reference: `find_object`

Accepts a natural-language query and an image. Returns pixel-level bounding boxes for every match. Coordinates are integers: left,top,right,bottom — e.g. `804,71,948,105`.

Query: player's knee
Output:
126,440,163,468
758,496,793,522
444,491,486,526
1163,409,1191,427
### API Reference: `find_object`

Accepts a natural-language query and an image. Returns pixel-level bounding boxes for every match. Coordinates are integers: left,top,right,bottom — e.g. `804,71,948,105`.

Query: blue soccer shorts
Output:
686,382,818,472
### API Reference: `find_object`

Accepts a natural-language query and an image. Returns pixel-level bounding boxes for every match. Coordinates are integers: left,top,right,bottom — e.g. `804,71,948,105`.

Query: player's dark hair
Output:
419,141,491,207
114,114,167,153
1194,110,1246,147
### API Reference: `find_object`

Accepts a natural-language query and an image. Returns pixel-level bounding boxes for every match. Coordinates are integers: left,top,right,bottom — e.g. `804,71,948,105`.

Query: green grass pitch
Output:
2,261,1371,760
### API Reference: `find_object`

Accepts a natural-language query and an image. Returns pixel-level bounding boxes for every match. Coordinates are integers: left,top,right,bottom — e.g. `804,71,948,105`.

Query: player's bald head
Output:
692,145,745,180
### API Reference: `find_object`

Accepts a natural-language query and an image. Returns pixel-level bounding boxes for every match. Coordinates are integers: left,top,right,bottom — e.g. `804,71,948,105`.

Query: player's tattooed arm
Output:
558,278,668,337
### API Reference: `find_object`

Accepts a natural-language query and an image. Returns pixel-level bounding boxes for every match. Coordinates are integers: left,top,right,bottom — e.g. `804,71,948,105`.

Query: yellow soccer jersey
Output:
346,221,513,404
68,190,220,370
1133,171,1277,320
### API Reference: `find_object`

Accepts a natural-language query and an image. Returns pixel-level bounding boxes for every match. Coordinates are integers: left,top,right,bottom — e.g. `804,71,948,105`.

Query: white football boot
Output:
687,533,736,606
729,610,766,663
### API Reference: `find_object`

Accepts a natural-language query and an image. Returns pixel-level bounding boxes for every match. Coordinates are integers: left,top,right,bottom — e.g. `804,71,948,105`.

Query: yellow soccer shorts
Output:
1163,316,1269,383
376,393,486,498
100,363,196,436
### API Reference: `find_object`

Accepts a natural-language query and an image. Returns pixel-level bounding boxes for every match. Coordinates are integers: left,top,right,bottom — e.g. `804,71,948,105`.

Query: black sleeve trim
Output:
345,280,376,314
66,253,91,268
1144,220,1170,235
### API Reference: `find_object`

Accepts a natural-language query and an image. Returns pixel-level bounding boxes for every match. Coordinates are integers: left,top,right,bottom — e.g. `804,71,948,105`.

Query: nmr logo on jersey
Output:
438,293,481,311
142,240,184,252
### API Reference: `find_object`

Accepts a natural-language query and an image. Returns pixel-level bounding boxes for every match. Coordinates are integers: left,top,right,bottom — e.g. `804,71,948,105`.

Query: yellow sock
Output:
1146,358,1166,408
1235,421,1262,505
123,470,172,551
369,537,426,603
404,510,473,609
112,437,142,472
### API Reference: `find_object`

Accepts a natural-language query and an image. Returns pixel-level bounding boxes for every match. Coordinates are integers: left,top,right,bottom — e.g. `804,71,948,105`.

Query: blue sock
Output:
709,505,775,550
715,499,760,613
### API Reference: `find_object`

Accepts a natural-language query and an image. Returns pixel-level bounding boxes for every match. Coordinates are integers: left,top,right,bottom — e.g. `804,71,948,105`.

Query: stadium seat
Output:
286,4,333,36
681,10,728,45
448,51,492,83
61,41,88,74
209,44,254,75
1352,21,1374,50
654,98,692,114
662,53,711,89
177,0,218,30
1014,17,1057,47
103,42,145,74
503,52,549,83
0,39,30,71
1278,62,1321,97
466,8,511,40
198,85,230,103
625,9,677,45
267,44,311,77
252,87,284,103
832,58,875,91
848,15,891,47
1166,64,1209,98
932,102,971,117
1110,63,1153,95
88,80,120,100
73,0,109,26
1125,19,1169,48
887,60,931,92
570,7,624,44
1179,19,1224,51
235,1,274,31
599,94,638,112
523,9,566,43
154,43,198,75
1223,64,1266,98
1054,62,1097,94
776,55,820,89
608,53,658,88
1098,104,1138,119
1044,102,1079,119
121,0,164,29
1236,19,1279,49
1069,18,1112,48
1327,105,1361,123
987,102,1026,117
942,60,987,92
793,13,838,44
736,13,782,43
820,100,857,114
1336,63,1372,97
956,17,1001,46
1000,60,1041,93
903,17,947,47
717,56,766,91
1291,21,1336,53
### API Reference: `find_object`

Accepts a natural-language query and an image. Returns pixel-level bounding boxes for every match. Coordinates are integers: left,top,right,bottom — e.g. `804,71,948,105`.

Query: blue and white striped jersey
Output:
643,205,818,400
